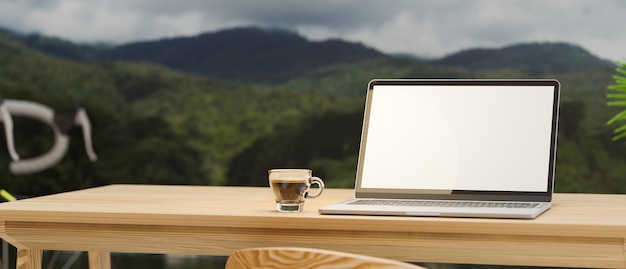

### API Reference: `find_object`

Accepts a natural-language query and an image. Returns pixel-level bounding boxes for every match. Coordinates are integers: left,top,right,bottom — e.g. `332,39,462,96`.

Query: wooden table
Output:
0,185,625,269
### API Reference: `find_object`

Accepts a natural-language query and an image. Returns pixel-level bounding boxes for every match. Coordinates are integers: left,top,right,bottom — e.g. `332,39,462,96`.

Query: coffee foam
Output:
270,177,308,183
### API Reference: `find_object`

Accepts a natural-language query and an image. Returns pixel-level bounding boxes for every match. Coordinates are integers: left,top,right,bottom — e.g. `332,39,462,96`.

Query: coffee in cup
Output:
268,169,324,212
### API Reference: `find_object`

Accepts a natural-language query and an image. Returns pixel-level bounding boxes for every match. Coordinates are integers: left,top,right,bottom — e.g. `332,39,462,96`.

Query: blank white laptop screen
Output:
359,84,556,194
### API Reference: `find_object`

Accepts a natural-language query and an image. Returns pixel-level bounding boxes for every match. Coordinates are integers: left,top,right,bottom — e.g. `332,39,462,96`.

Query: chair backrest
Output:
225,247,427,269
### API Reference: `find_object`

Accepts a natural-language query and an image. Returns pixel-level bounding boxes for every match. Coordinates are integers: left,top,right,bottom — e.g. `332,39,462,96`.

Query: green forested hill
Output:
1,29,625,198
0,30,378,195
429,42,614,71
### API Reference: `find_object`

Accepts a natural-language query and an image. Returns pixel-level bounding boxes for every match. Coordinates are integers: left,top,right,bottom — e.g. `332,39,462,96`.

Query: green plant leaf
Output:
607,93,626,99
608,85,626,91
607,110,626,125
614,124,626,133
607,100,626,107
607,58,626,133
613,130,626,141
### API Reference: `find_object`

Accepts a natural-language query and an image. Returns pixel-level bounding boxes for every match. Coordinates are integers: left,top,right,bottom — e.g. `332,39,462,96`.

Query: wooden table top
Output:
1,184,625,236
1,185,625,268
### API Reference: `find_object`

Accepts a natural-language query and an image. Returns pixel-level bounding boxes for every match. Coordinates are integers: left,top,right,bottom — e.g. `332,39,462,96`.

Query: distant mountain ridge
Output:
429,42,614,71
1,26,615,83
0,27,106,60
1,26,384,83
103,27,385,83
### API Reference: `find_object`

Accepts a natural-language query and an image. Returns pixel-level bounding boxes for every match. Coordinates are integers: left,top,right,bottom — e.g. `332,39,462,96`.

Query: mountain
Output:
6,26,615,83
3,26,385,84
429,42,614,71
0,27,106,61
0,28,385,194
20,34,107,61
2,25,626,198
103,27,385,83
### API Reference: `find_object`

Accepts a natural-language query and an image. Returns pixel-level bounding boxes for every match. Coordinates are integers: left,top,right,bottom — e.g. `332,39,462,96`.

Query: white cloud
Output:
0,0,623,61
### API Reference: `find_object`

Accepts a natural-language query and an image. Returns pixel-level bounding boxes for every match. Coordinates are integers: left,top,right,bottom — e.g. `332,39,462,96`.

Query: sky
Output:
0,0,624,62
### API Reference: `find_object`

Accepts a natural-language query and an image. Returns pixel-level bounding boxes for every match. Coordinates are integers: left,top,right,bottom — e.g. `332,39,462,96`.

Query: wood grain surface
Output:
0,185,625,268
225,247,426,269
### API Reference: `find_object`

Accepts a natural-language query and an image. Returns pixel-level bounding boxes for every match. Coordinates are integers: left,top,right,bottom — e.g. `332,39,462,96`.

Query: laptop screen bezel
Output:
354,79,560,202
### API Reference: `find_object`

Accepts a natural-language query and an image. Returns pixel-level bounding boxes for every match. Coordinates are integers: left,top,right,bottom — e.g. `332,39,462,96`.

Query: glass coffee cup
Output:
268,169,324,212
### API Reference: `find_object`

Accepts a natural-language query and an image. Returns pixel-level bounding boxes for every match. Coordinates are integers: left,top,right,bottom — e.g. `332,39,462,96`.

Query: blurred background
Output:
0,0,624,268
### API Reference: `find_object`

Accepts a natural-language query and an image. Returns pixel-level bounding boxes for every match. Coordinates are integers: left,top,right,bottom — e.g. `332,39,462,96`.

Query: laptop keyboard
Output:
348,199,541,209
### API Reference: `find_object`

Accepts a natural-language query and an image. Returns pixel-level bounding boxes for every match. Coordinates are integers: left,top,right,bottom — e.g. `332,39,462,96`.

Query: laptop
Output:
319,79,560,219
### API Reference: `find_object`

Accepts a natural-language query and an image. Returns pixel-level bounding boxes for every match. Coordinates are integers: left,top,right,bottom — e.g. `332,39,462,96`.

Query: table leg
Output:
2,240,9,269
88,251,111,269
16,249,42,269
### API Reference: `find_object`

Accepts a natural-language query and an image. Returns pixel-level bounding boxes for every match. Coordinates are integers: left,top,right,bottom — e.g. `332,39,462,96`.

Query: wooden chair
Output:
225,247,427,269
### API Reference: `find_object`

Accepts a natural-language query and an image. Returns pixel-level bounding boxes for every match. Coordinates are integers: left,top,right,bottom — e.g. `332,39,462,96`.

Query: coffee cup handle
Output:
306,177,324,199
